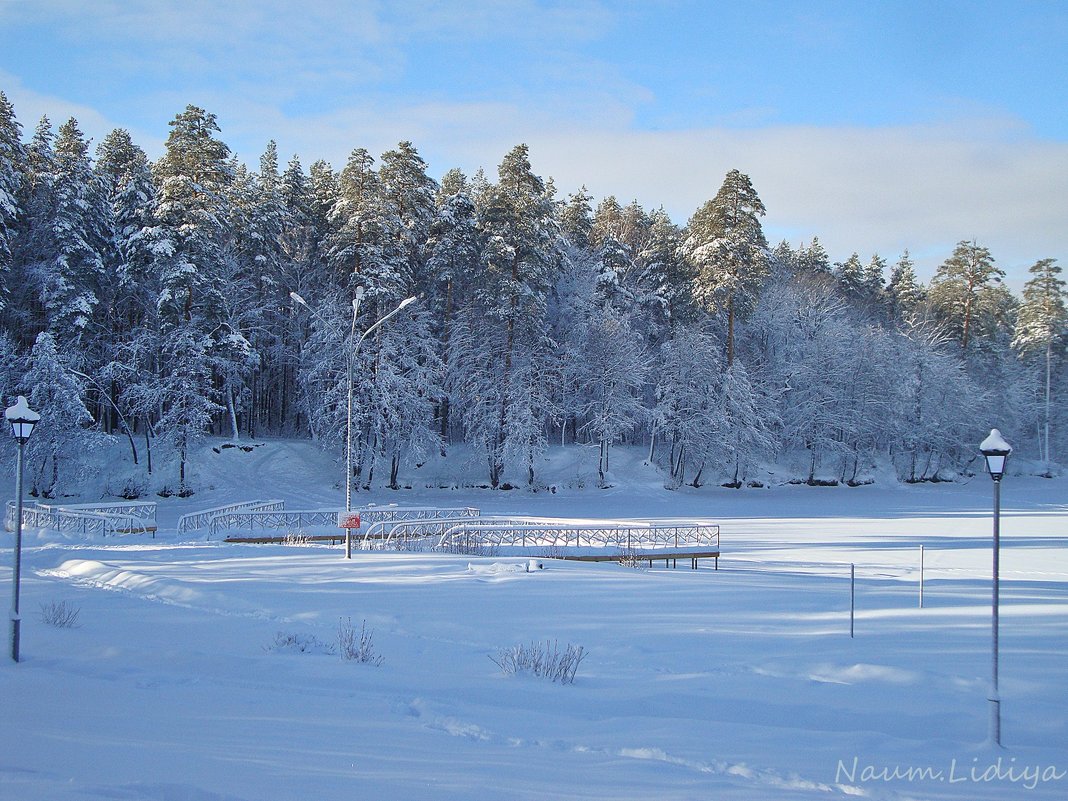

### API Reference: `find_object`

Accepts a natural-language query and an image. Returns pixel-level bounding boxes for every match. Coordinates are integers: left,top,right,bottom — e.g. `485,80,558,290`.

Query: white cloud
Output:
199,94,1064,285
519,118,1067,284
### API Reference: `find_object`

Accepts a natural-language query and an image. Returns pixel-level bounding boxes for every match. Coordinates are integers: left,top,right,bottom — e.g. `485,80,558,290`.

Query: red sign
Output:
337,512,361,529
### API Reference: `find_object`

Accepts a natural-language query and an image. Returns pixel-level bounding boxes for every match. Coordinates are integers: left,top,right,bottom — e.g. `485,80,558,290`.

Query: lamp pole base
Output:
989,696,1001,746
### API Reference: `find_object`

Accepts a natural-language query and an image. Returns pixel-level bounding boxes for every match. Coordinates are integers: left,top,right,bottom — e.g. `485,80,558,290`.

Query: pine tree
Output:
636,208,694,339
929,240,1004,350
9,117,58,340
887,250,924,321
1012,258,1067,465
834,253,866,304
44,118,109,355
152,105,233,330
156,326,222,494
453,144,562,486
0,91,26,316
94,129,159,445
560,186,593,250
20,331,94,497
797,237,831,276
95,128,158,321
427,170,481,441
327,147,380,289
681,169,769,365
151,105,233,483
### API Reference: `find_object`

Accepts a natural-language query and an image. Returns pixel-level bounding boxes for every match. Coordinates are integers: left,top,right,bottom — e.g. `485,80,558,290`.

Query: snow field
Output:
2,441,1067,799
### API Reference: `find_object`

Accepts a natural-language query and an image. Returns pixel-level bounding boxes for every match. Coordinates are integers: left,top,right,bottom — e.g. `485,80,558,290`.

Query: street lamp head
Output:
355,285,366,301
289,291,308,307
5,396,40,444
399,296,417,310
980,429,1012,482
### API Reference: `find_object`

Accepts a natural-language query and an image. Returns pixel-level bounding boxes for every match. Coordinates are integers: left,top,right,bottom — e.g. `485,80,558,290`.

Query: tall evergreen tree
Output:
1012,258,1067,465
44,118,109,355
452,144,561,486
151,105,233,488
887,250,924,322
21,331,94,497
681,169,769,365
929,240,1004,350
0,91,26,317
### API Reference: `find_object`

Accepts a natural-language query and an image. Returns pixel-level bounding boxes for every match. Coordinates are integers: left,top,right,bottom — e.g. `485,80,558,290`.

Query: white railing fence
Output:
5,500,157,537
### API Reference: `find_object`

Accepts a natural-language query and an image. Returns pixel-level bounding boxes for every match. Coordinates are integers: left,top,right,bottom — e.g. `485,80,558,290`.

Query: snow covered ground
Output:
2,439,1067,800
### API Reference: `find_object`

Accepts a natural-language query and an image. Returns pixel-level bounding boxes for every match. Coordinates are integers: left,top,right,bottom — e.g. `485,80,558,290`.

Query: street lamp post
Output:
980,428,1012,746
6,395,40,663
290,290,416,557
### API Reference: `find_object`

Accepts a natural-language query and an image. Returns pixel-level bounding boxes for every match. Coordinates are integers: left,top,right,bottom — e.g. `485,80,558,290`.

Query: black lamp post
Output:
6,395,40,663
979,428,1012,746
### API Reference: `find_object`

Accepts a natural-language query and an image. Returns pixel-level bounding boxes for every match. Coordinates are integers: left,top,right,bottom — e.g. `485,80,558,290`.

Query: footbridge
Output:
433,517,721,568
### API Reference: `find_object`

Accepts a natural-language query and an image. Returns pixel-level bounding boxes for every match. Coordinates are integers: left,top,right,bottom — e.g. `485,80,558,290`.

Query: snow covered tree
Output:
573,306,649,486
326,147,380,288
560,186,593,250
93,129,160,450
893,320,985,481
426,171,481,441
635,208,694,340
1012,258,1067,465
928,240,1004,350
152,105,233,330
681,169,769,365
887,250,924,322
7,117,58,340
95,128,158,324
717,359,779,487
151,105,233,481
796,237,831,276
0,91,26,318
450,144,562,486
155,326,221,495
653,325,726,488
20,331,95,497
834,252,866,304
42,118,109,356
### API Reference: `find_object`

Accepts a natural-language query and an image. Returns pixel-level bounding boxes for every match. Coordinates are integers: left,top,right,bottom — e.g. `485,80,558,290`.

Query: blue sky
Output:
1,0,1065,285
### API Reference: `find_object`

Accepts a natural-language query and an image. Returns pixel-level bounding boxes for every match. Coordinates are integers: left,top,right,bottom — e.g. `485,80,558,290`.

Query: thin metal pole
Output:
10,439,25,662
990,478,1002,745
345,293,362,560
919,544,925,609
850,563,855,639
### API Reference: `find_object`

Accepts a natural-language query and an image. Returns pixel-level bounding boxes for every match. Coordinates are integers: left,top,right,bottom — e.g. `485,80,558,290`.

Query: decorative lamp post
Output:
980,428,1012,746
290,291,417,558
6,395,40,663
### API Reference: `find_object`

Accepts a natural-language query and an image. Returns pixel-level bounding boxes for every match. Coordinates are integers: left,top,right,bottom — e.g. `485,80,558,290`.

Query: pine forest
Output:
1,95,1065,497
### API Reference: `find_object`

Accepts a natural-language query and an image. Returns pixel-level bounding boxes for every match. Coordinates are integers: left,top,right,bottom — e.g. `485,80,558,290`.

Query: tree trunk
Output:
227,387,240,442
726,296,735,367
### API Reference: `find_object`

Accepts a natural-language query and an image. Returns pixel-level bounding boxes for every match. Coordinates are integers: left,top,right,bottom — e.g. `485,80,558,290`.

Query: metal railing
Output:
210,508,338,539
207,505,481,541
436,519,720,555
5,501,155,537
177,500,285,536
360,515,499,550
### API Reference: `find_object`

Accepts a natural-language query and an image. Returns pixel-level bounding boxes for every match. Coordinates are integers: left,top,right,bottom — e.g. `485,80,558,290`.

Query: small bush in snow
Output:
265,631,335,655
490,640,587,685
39,600,80,628
338,617,383,666
282,530,310,545
617,546,649,570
